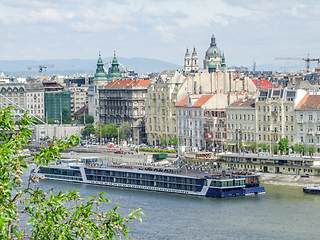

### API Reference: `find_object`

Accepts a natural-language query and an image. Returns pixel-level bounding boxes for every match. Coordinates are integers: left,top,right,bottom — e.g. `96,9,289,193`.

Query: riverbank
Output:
260,173,320,187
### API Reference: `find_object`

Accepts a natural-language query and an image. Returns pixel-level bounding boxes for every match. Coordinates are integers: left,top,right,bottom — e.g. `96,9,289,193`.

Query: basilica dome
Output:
205,34,221,58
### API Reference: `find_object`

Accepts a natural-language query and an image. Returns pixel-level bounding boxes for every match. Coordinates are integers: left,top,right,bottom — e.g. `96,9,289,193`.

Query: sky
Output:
1,0,320,69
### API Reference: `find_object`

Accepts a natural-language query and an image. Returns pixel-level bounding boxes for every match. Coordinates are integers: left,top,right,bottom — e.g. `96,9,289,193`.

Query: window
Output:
309,114,313,121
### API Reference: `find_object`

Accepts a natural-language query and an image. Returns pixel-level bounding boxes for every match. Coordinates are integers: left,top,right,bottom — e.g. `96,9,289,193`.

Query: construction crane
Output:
28,64,55,74
275,54,320,73
28,64,73,80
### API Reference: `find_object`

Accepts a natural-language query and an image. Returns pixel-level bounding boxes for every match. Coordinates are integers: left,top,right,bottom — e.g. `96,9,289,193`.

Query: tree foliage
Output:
258,143,269,152
278,138,289,155
77,115,94,124
169,137,180,147
292,143,307,155
62,108,71,124
81,124,95,137
120,122,131,139
307,145,316,156
0,107,144,239
106,123,118,139
160,135,167,146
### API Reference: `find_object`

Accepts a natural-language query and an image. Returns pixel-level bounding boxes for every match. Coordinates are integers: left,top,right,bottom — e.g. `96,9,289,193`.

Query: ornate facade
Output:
99,79,151,143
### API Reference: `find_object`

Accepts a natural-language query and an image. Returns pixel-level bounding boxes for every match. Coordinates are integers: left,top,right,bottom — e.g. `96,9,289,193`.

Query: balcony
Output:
297,119,304,124
307,131,314,135
271,111,278,116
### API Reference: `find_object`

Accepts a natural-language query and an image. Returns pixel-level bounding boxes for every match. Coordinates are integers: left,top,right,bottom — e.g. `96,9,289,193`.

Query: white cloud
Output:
0,0,319,68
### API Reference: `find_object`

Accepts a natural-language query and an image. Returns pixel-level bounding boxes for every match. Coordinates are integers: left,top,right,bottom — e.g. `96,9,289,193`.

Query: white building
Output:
176,94,214,151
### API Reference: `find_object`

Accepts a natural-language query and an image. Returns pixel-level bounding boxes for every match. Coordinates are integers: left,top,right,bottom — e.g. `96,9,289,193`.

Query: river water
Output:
30,176,320,240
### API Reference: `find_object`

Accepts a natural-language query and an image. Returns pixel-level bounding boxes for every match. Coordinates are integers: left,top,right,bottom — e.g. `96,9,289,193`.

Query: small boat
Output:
303,186,320,194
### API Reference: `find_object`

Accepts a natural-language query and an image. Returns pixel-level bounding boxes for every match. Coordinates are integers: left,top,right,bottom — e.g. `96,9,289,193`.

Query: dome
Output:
206,47,221,57
205,34,221,58
93,53,107,80
208,61,216,69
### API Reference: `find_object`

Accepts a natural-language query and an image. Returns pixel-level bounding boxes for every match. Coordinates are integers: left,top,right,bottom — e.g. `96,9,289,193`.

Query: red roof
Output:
105,79,151,87
251,79,277,89
176,94,213,107
295,95,320,110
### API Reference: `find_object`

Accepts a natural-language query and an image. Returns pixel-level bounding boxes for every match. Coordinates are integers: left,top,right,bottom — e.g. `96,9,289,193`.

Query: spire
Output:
93,52,107,80
185,47,190,57
192,46,197,56
210,33,216,47
221,52,226,67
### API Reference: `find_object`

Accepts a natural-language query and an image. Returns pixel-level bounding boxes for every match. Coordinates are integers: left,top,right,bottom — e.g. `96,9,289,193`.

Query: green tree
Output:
95,121,107,140
258,143,269,152
226,141,233,151
160,135,167,146
293,143,307,155
120,122,131,140
0,107,144,239
78,115,94,124
247,141,257,153
81,123,95,137
307,145,316,156
169,137,180,147
48,119,56,124
62,108,71,124
272,143,279,154
106,123,118,139
278,138,289,155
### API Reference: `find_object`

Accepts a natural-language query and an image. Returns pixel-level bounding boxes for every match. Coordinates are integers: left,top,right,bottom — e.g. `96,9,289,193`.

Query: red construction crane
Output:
275,54,320,73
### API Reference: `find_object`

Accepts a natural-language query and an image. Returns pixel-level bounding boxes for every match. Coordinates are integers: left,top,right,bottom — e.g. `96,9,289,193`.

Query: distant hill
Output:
0,57,182,77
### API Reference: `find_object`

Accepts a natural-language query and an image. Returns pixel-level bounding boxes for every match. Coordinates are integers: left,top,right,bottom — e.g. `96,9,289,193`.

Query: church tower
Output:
108,51,121,80
203,33,222,70
191,46,199,72
184,47,191,72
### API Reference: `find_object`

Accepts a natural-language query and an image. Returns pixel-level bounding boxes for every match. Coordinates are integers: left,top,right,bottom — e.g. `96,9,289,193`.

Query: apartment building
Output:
255,88,307,147
145,70,186,146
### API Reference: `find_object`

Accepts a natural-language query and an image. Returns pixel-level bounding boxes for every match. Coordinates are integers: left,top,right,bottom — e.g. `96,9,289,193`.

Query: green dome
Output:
206,34,221,58
208,61,216,69
206,46,221,57
93,53,107,80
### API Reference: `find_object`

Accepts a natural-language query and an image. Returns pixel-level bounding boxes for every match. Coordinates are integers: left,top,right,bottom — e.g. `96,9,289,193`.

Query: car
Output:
114,150,124,154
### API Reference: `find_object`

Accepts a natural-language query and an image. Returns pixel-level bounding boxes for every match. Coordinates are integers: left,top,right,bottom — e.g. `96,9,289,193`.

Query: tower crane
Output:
275,54,320,73
28,64,55,74
27,64,73,80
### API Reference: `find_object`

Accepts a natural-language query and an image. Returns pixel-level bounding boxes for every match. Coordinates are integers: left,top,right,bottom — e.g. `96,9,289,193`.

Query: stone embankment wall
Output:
260,173,320,187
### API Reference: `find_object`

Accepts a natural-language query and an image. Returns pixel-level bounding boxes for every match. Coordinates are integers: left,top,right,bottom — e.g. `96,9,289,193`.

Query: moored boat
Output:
303,186,320,194
33,157,265,198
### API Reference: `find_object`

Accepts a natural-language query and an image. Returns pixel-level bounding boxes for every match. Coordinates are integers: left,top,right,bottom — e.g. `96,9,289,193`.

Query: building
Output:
295,94,320,152
68,85,88,119
25,82,45,120
176,94,214,151
99,79,151,143
226,98,256,152
0,83,26,121
145,70,186,146
43,81,71,122
255,88,307,149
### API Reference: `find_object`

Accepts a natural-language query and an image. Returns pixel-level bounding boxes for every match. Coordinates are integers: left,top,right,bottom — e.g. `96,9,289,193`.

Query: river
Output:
30,174,320,239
